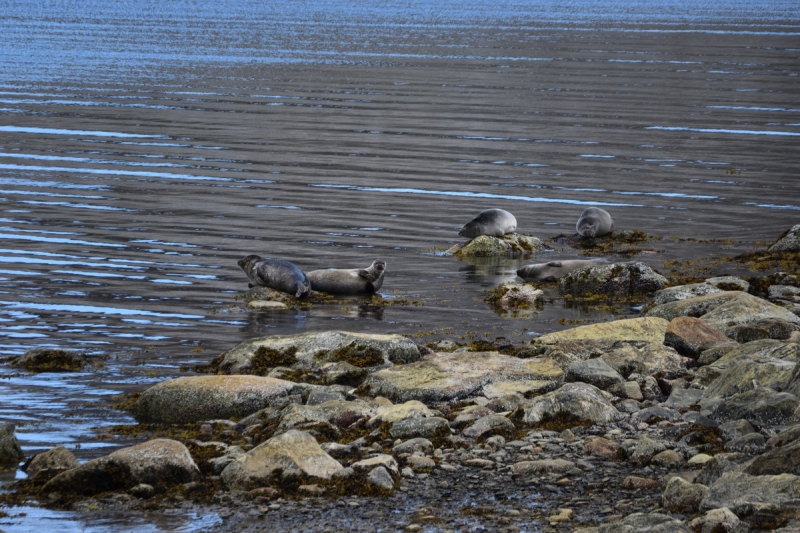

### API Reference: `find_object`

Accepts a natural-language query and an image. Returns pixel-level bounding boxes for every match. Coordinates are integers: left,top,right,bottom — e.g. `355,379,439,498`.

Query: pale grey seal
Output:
237,254,311,298
307,260,386,295
458,209,517,238
517,259,609,281
576,207,614,237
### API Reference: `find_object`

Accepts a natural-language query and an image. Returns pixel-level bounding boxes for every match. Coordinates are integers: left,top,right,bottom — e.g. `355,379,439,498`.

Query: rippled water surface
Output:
1,0,799,529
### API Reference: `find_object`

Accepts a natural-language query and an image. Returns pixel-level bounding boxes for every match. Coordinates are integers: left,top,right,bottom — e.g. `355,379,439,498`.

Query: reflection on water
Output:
1,0,799,529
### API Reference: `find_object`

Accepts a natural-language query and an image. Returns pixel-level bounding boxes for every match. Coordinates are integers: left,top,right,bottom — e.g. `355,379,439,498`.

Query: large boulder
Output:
43,439,199,495
768,224,800,253
745,437,800,476
701,471,800,514
706,388,799,428
559,261,668,299
136,375,295,424
702,357,795,400
274,400,375,435
700,293,799,337
221,430,342,490
564,358,625,390
215,331,422,375
0,424,24,468
522,382,623,425
646,291,745,321
448,233,544,258
357,352,563,403
597,341,686,379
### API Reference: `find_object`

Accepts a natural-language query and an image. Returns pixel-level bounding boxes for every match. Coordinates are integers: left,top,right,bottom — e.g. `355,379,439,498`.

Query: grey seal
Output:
458,209,517,238
307,260,386,295
517,259,609,281
576,207,614,237
237,254,311,298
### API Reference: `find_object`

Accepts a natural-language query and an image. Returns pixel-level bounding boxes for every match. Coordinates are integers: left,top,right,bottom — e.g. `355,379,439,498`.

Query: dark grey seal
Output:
517,259,609,281
306,260,386,295
237,254,311,298
458,209,517,238
576,207,614,237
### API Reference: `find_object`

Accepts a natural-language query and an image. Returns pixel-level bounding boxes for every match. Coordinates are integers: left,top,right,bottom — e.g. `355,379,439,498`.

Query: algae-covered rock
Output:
43,439,199,496
221,430,342,490
0,424,24,469
136,375,295,424
522,382,623,425
768,224,800,253
10,348,87,372
24,445,79,483
215,331,421,375
485,282,544,316
706,276,750,292
559,261,668,299
358,352,563,403
529,317,669,353
448,233,544,258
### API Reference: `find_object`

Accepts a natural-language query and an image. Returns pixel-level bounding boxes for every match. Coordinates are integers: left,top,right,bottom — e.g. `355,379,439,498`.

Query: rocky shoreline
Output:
2,226,800,532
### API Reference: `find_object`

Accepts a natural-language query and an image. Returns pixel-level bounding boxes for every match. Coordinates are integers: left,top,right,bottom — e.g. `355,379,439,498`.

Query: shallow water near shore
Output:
1,0,799,530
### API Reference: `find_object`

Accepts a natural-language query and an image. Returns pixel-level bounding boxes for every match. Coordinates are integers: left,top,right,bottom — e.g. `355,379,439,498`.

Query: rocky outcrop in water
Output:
9,348,87,372
446,233,544,257
559,261,668,299
768,224,800,253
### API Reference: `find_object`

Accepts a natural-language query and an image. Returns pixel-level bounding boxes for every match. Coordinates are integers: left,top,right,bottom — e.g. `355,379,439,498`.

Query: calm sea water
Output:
0,0,799,530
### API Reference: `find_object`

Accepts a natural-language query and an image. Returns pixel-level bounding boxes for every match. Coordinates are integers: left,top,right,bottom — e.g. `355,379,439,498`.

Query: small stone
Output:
650,450,683,467
366,466,394,491
548,508,573,524
621,476,659,490
129,483,155,498
584,437,620,459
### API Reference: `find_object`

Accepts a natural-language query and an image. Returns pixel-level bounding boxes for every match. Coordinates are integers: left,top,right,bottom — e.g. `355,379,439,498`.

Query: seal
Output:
237,254,311,298
458,209,517,238
306,260,386,295
576,207,614,238
517,259,609,281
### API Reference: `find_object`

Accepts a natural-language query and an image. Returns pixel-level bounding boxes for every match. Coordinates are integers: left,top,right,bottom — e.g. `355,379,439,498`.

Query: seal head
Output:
307,260,387,295
459,209,517,238
576,207,614,238
237,254,311,298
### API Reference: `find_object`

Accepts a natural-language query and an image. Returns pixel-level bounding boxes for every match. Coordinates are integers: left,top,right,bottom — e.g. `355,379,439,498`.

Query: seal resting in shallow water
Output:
517,259,609,281
576,207,614,237
458,209,517,238
307,260,386,295
237,254,311,298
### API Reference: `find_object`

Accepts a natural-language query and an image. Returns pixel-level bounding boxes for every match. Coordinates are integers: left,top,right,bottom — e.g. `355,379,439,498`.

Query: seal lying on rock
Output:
576,207,614,237
517,259,609,281
237,254,311,298
307,260,386,295
459,209,517,238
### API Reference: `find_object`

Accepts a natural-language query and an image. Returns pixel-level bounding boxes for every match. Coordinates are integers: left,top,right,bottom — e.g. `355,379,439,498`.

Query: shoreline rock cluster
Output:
4,227,800,531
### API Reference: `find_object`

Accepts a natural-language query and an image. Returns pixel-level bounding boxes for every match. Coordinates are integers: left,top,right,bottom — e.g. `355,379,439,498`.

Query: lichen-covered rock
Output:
745,433,800,476
664,317,730,358
10,348,87,372
221,430,342,490
661,476,708,513
136,375,294,424
389,417,451,441
275,400,375,435
366,466,395,490
461,414,515,440
593,513,690,533
23,445,78,483
700,293,799,337
214,331,422,375
358,352,563,403
559,261,668,299
351,454,399,476
706,388,799,428
727,318,799,343
523,382,623,425
529,317,670,354
701,471,800,514
706,276,750,292
598,341,686,380
510,458,575,476
448,233,544,258
43,439,199,496
768,224,800,253
0,423,24,469
564,358,625,390
689,507,740,533
695,452,750,486
652,283,722,306
646,291,745,322
702,357,795,400
366,400,435,428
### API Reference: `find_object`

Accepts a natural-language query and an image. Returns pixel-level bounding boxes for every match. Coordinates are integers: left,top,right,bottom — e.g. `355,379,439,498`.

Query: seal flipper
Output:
358,269,379,282
365,282,375,293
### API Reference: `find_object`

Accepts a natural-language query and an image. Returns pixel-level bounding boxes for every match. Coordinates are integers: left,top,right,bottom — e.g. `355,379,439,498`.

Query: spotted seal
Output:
458,209,517,238
517,259,609,281
306,260,386,295
576,207,614,238
237,254,311,298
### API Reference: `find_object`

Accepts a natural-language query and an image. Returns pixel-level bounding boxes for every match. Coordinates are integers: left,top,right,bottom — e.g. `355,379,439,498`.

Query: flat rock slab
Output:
221,430,342,490
646,291,746,322
358,352,563,403
531,317,669,350
216,330,422,374
44,439,199,496
664,317,730,358
700,293,799,336
136,375,295,424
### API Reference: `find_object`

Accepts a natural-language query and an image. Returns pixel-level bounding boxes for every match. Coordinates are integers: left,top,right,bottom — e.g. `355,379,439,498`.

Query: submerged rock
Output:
135,375,295,424
23,445,78,483
43,439,199,496
447,233,544,258
559,261,668,299
485,282,544,315
10,348,87,372
221,430,342,490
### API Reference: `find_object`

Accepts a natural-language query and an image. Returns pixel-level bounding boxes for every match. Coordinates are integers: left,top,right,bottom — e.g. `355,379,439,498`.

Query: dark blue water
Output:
0,1,799,530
